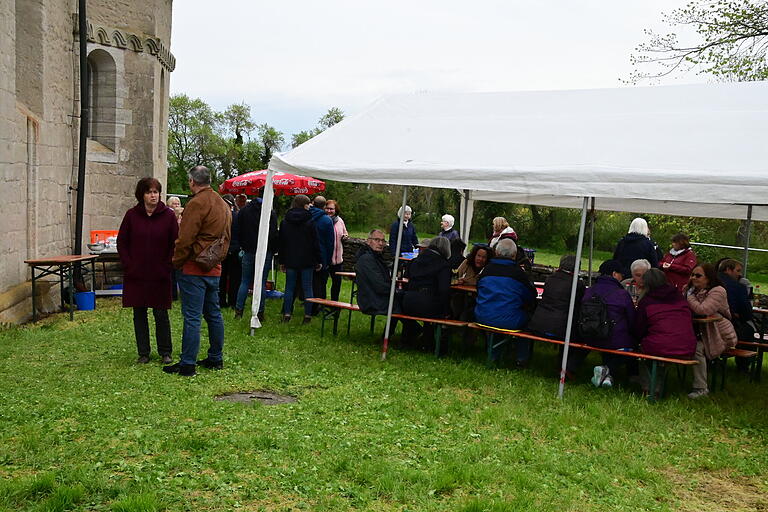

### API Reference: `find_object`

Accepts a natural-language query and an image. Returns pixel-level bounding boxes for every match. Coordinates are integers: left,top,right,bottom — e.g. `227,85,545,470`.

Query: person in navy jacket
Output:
308,196,336,314
474,239,537,366
389,205,419,256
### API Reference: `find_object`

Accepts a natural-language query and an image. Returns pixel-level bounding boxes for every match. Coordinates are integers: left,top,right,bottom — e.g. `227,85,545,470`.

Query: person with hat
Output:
566,259,636,388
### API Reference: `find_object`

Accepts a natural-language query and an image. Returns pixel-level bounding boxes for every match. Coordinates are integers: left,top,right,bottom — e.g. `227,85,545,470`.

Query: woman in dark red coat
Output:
118,177,179,364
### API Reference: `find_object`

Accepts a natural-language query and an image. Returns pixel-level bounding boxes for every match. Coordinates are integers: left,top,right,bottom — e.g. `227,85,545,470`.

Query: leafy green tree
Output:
290,107,345,148
318,107,345,129
256,124,285,168
167,94,222,193
222,102,255,145
629,0,768,82
291,129,320,148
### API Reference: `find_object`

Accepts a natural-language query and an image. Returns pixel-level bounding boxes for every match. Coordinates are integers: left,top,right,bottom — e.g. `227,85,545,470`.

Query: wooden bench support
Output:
737,340,768,381
392,314,469,357
306,298,360,338
468,323,698,402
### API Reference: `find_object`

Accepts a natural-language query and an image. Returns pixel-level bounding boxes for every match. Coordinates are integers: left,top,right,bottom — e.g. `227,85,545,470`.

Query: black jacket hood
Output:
285,207,312,224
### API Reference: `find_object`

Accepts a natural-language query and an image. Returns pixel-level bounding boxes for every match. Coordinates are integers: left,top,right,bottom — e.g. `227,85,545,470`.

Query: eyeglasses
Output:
691,273,704,278
368,238,386,243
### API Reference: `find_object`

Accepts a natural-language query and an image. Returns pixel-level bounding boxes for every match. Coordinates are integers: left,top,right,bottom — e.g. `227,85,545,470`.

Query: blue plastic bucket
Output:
74,291,96,311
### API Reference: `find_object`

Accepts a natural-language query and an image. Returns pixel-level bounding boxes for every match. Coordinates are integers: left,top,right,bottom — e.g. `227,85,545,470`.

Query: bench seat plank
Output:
467,323,698,365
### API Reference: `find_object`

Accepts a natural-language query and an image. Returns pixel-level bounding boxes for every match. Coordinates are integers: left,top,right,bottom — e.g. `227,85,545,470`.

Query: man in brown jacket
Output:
163,165,231,377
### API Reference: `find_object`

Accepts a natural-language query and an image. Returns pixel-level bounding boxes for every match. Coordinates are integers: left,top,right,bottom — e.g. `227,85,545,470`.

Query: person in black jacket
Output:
613,217,659,278
403,237,452,319
218,194,241,308
234,195,278,321
402,237,453,350
355,229,395,316
527,254,585,339
278,195,321,323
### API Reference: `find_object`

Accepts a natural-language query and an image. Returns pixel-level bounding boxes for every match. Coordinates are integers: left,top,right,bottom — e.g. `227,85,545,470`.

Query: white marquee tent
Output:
248,81,768,396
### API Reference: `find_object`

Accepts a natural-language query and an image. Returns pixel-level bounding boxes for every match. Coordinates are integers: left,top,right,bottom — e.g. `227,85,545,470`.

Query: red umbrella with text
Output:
219,170,325,196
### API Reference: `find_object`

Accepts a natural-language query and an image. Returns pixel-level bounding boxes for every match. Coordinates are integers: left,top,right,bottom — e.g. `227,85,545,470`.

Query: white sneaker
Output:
687,388,709,399
601,375,613,388
591,365,609,387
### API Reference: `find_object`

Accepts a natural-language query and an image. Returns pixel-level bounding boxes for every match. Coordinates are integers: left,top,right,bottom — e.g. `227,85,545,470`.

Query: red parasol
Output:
219,170,325,196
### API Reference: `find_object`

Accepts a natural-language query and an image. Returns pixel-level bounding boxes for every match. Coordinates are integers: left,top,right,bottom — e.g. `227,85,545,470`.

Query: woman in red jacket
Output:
660,232,697,293
118,178,179,364
634,268,697,395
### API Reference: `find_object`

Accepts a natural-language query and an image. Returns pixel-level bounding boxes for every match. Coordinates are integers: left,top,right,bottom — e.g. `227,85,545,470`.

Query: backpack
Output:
578,293,615,341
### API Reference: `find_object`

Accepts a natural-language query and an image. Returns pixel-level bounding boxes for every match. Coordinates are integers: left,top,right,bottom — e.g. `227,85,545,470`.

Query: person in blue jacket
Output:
308,196,336,314
475,239,537,366
389,205,419,256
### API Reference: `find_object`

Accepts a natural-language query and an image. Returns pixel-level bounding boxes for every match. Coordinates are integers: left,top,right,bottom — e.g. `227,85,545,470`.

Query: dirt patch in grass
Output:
662,467,768,511
214,390,297,405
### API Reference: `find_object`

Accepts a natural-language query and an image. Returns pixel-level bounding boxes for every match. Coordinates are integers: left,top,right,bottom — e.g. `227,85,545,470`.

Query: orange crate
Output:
90,230,118,243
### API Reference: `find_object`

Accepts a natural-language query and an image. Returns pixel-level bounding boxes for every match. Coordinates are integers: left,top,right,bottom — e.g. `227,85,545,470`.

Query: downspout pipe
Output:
74,0,88,256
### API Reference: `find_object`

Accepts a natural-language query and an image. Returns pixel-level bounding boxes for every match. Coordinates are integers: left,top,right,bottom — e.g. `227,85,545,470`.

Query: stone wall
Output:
0,0,173,324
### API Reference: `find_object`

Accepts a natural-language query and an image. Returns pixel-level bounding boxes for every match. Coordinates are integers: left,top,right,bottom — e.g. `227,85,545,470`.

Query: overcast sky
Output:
170,1,696,140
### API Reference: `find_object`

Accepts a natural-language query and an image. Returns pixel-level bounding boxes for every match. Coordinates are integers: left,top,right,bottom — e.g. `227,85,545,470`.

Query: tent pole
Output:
557,196,589,399
382,187,408,361
249,168,276,335
588,198,595,286
461,189,470,243
743,205,753,278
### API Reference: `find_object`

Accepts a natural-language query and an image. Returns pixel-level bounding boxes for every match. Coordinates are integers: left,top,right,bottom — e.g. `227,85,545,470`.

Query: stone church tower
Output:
0,0,175,322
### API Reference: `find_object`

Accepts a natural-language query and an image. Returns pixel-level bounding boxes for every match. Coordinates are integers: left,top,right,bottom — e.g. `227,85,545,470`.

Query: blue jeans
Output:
178,273,225,365
235,252,272,312
283,267,314,316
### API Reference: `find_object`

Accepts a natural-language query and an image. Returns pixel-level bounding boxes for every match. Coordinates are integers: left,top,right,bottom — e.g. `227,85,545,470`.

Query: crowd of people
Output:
117,177,757,395
356,212,756,399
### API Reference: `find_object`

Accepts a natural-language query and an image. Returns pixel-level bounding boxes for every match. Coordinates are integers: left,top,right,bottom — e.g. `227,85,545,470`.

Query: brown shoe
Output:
137,355,150,364
303,315,312,324
282,314,292,323
161,354,173,364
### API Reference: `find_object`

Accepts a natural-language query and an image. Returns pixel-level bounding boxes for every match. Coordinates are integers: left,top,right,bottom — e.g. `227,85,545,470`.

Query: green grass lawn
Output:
1,277,768,511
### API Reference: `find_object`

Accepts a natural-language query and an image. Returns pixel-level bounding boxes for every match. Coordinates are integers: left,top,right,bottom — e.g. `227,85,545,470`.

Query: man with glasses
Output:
718,259,755,373
355,230,393,315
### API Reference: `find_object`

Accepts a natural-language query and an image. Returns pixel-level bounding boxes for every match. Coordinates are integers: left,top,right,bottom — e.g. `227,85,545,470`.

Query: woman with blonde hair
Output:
488,217,517,248
324,199,348,301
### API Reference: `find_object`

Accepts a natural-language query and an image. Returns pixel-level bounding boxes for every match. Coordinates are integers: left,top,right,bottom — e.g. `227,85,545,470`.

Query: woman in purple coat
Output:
118,178,179,364
566,259,636,388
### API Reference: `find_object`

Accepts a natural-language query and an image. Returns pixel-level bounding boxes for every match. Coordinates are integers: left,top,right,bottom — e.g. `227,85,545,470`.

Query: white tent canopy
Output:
251,82,768,396
271,81,768,212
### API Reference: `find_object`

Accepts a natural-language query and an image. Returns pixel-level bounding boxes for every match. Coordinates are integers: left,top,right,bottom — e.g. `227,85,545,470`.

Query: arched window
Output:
86,49,117,150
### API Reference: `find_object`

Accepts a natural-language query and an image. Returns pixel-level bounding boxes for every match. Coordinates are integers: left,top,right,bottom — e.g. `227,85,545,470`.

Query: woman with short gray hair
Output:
388,205,419,256
401,232,454,348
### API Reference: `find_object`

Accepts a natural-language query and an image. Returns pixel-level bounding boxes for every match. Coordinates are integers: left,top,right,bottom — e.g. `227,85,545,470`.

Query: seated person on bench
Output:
566,259,635,388
474,239,537,367
402,237,452,348
685,263,737,399
355,229,396,316
635,268,697,395
528,254,585,340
